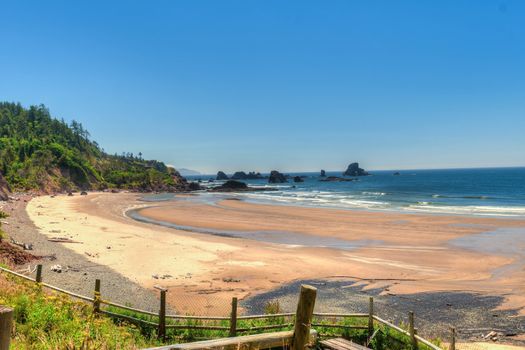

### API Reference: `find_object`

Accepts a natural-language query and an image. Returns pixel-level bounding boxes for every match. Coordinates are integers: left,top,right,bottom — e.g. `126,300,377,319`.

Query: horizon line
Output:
181,165,525,176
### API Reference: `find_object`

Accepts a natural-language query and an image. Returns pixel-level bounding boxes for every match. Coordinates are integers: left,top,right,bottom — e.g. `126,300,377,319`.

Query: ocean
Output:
186,167,525,217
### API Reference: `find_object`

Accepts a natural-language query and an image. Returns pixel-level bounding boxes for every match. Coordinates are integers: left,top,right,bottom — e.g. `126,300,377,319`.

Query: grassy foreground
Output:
0,266,441,350
0,270,158,349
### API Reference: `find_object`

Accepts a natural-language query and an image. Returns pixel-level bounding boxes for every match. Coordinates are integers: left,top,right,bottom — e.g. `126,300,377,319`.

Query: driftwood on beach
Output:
47,237,83,244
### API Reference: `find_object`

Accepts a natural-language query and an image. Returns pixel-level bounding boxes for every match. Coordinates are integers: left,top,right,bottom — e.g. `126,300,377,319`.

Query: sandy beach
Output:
23,192,525,321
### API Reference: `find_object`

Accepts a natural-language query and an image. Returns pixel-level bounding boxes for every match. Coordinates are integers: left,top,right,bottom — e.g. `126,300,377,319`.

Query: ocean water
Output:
184,167,525,217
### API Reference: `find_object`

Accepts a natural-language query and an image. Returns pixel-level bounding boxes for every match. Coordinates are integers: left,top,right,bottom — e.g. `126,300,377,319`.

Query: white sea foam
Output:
406,204,525,217
235,190,525,217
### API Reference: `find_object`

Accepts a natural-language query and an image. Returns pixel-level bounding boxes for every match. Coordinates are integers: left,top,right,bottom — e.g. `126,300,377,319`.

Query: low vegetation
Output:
0,271,156,349
0,269,441,349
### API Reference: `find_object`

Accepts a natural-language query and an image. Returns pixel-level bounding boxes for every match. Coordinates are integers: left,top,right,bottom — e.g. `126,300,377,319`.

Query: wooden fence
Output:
0,264,448,350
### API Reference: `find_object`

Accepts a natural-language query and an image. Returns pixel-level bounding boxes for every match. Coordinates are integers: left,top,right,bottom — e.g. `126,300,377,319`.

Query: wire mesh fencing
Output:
4,264,524,349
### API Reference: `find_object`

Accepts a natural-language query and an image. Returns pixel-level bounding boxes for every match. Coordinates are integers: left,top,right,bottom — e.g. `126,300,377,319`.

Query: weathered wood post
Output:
93,279,101,315
158,289,167,340
450,327,456,350
291,285,317,350
408,311,418,350
229,297,238,337
368,296,374,339
35,264,43,283
0,306,13,350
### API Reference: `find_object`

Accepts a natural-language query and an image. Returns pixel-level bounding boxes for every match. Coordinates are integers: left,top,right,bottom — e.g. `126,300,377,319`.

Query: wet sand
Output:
26,192,525,319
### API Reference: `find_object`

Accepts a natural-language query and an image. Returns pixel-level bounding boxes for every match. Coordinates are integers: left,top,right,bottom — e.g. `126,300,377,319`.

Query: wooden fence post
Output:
35,264,43,283
450,327,456,350
368,296,374,339
0,306,13,350
158,289,167,340
291,285,317,350
409,311,418,350
93,279,101,315
229,297,238,337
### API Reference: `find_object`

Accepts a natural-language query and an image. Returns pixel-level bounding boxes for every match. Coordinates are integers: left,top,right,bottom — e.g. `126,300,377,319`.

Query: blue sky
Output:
1,1,524,174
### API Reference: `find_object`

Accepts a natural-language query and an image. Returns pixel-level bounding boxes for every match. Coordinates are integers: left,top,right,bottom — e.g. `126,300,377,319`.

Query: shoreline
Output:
1,193,161,312
16,192,525,341
142,190,525,220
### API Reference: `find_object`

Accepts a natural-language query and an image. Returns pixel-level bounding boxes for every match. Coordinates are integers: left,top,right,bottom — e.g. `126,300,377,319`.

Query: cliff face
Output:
0,172,10,200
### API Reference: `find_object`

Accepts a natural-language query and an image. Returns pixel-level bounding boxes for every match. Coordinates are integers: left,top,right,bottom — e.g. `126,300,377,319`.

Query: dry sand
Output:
26,192,525,318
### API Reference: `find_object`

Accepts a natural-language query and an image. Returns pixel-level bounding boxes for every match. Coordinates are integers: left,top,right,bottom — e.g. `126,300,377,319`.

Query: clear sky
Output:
1,1,524,174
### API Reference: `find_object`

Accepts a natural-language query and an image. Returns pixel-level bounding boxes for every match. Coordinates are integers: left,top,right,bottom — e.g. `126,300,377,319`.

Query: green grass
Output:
1,271,442,349
0,273,156,349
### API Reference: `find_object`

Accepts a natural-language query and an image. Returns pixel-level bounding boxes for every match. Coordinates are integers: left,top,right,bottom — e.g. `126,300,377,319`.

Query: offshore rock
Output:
216,171,229,180
343,163,369,176
293,176,304,183
268,170,287,183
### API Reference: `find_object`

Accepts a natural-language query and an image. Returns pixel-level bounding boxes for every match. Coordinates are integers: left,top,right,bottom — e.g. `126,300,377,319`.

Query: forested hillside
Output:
0,102,193,193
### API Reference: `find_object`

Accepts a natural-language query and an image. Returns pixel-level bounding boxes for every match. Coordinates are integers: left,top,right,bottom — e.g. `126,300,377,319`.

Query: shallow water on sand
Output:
127,208,381,250
450,227,525,278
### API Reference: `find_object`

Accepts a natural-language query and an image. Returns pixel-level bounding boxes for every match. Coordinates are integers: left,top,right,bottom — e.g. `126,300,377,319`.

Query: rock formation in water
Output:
216,171,229,180
231,171,264,180
320,176,357,182
293,176,304,183
268,170,287,183
210,180,276,192
343,163,369,176
320,170,326,177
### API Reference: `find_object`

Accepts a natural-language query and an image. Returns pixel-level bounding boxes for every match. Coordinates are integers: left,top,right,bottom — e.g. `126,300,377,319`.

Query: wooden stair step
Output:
320,338,369,350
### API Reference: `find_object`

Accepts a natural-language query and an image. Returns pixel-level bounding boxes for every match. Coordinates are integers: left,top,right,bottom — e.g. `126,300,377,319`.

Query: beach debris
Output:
483,331,504,341
50,264,63,273
66,265,80,272
152,274,172,280
84,252,99,258
17,265,37,275
49,230,62,233
222,277,241,283
1,221,8,225
40,254,57,261
106,246,111,249
10,238,33,250
310,281,326,286
48,237,82,244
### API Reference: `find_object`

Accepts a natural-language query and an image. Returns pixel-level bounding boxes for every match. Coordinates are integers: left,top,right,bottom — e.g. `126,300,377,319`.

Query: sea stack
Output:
268,170,287,183
320,169,326,177
343,162,369,176
216,171,229,180
293,176,304,183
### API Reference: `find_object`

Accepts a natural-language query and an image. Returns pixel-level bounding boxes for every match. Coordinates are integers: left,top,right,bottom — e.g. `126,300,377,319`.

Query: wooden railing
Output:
0,264,448,350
